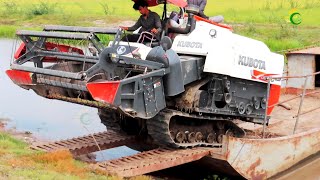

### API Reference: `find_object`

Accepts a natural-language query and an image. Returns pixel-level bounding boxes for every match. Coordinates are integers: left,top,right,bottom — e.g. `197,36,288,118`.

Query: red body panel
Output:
193,15,233,31
251,70,278,82
167,0,187,7
86,81,120,104
6,70,33,85
267,84,281,115
132,0,187,7
14,43,26,59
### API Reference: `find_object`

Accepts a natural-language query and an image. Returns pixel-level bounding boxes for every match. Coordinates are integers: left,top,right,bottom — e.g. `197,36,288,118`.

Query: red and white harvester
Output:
7,0,284,148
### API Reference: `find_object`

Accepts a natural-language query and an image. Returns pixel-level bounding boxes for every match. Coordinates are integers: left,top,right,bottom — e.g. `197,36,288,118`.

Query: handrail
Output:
268,90,320,108
263,71,320,80
262,70,320,136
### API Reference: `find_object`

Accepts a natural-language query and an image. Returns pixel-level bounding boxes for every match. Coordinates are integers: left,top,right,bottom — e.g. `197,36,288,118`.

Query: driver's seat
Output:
138,31,161,47
137,31,157,43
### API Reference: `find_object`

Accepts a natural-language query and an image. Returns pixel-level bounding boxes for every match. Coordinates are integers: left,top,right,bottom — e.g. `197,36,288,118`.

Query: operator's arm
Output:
154,13,162,33
199,0,208,19
127,17,142,31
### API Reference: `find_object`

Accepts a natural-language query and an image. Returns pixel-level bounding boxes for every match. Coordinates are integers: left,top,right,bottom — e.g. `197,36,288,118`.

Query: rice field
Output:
207,0,320,26
0,0,319,51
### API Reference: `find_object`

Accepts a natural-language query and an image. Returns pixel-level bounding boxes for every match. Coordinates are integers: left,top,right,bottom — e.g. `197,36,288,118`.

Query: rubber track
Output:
30,131,137,156
147,109,225,148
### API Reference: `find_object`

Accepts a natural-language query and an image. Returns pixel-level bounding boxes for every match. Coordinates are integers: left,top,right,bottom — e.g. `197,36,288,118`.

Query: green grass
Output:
0,26,17,38
233,22,320,52
206,0,320,26
0,132,154,179
0,132,108,179
0,133,29,155
0,0,319,51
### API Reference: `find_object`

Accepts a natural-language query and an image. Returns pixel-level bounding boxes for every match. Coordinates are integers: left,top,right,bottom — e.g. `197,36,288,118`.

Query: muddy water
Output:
0,39,138,160
273,153,320,180
0,39,106,139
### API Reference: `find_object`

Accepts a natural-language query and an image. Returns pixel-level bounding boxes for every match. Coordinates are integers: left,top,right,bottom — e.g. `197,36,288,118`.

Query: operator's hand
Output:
151,28,158,34
120,26,129,30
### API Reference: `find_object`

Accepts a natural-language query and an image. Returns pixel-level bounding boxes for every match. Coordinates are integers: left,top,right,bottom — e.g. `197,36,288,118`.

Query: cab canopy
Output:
132,0,187,7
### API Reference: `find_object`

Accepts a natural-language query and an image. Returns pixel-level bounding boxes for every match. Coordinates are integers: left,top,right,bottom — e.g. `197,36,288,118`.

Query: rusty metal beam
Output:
30,131,138,156
222,128,320,179
96,147,217,177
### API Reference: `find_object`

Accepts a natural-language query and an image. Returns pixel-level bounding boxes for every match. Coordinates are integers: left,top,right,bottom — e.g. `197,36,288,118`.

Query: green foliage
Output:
1,1,19,14
5,169,83,180
275,0,286,10
204,174,230,180
0,26,17,38
99,2,116,15
0,133,27,149
97,34,115,45
262,0,272,10
0,132,31,156
207,0,320,26
288,0,301,8
304,0,320,9
0,133,110,179
265,38,303,52
26,1,58,17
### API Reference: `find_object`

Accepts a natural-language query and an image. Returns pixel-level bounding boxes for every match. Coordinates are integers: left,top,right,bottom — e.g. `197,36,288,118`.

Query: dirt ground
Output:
269,94,320,135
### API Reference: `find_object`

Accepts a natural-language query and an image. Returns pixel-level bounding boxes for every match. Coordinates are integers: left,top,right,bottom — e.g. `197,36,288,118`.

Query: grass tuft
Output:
32,149,73,163
31,150,88,176
25,1,58,18
0,26,17,38
0,133,27,150
0,132,117,179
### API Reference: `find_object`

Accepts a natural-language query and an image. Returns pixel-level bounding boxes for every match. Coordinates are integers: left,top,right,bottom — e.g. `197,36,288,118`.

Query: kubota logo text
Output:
177,41,202,48
117,46,126,55
238,55,266,70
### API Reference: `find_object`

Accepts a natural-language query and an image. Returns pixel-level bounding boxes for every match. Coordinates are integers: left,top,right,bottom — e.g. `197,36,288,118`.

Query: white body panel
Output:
108,41,152,60
171,21,284,85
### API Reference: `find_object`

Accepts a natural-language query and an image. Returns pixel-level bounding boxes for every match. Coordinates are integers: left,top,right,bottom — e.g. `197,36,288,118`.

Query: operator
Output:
187,0,208,19
120,0,162,42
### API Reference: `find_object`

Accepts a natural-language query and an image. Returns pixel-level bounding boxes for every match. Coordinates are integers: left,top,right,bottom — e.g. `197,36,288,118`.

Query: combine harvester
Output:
6,0,319,179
